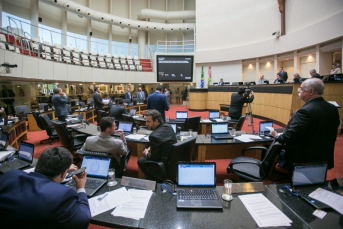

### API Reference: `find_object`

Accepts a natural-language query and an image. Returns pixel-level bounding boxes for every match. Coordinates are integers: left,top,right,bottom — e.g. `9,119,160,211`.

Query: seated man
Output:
109,99,128,121
218,78,225,85
256,75,265,84
137,109,177,180
274,73,282,83
0,147,90,229
81,116,128,173
293,73,304,83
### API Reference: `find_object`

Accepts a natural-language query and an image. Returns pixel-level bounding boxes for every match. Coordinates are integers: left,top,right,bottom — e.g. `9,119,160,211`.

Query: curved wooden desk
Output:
189,83,343,125
6,119,28,148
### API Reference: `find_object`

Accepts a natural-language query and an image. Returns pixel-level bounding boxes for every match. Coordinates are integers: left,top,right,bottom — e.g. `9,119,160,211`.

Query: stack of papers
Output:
234,136,254,142
112,189,153,220
0,151,15,161
239,193,292,227
241,134,262,140
309,188,343,215
213,119,224,122
201,119,212,123
125,134,146,140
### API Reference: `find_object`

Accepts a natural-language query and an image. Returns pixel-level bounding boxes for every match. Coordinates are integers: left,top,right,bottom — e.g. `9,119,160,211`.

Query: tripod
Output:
246,102,254,134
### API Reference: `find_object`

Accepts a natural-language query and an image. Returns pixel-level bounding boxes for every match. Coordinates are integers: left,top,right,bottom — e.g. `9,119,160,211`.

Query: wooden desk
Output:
74,109,95,123
27,110,55,131
6,119,28,148
126,104,148,114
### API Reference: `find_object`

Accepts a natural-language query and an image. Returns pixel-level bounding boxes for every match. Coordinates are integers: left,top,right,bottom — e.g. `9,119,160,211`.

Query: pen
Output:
97,193,108,201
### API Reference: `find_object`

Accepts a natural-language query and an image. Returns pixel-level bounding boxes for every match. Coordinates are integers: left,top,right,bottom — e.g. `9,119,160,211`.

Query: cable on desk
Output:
161,180,177,195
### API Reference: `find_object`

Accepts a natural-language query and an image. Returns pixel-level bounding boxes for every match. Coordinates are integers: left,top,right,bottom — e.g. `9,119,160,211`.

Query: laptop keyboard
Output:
296,188,333,209
178,189,219,200
76,149,111,158
5,159,29,169
66,179,105,189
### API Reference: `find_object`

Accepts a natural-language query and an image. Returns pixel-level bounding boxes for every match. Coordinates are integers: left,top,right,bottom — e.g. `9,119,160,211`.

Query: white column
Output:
30,0,39,39
342,38,343,67
87,0,91,52
293,50,300,76
138,30,146,59
273,55,278,77
61,10,67,47
128,0,132,56
255,58,260,81
108,0,112,54
0,0,3,28
315,45,320,72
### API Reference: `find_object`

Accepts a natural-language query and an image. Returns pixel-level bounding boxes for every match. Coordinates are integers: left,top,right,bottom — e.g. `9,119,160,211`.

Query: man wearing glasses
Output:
270,78,339,178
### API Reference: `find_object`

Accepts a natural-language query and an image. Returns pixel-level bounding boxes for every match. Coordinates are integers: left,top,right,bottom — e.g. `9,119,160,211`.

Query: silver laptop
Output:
177,162,222,209
130,108,137,115
209,110,220,121
118,121,133,136
65,155,111,197
259,121,273,136
211,123,233,139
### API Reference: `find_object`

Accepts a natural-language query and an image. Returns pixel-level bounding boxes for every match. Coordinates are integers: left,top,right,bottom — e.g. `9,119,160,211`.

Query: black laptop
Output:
259,121,273,136
0,131,9,151
209,110,220,121
175,111,188,122
177,162,222,209
0,141,35,173
65,155,111,197
291,162,331,209
118,121,133,136
211,123,233,139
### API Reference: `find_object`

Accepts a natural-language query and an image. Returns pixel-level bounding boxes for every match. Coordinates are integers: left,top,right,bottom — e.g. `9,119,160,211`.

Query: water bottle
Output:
133,127,137,135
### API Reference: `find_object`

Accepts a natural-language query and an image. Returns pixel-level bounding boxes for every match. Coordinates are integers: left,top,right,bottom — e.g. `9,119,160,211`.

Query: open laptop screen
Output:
81,156,111,178
211,123,228,134
130,108,137,115
118,121,133,133
176,111,188,119
209,111,220,119
178,163,216,187
169,123,177,134
292,162,327,186
259,121,273,133
0,132,9,147
18,142,34,163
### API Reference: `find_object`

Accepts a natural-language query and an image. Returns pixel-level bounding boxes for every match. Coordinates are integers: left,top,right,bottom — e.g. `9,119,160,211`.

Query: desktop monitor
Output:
176,111,188,119
209,110,220,119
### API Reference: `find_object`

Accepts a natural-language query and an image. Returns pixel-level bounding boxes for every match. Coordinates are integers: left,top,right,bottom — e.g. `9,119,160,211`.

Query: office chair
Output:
65,104,74,115
38,114,59,145
14,105,30,120
227,141,283,181
122,114,145,130
228,114,246,131
141,137,196,183
38,103,49,110
97,110,108,122
178,116,202,133
108,146,132,178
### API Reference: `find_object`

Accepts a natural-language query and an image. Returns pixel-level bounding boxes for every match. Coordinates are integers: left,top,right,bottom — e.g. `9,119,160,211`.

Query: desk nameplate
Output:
232,182,265,193
121,176,156,191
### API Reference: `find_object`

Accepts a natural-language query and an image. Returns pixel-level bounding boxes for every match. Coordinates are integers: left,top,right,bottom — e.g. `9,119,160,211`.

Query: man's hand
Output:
69,164,78,171
0,108,3,114
117,129,125,140
143,147,150,157
270,130,277,137
73,170,87,189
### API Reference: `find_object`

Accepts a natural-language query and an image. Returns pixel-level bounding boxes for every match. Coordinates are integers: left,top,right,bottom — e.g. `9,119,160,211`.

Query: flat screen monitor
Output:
157,55,193,82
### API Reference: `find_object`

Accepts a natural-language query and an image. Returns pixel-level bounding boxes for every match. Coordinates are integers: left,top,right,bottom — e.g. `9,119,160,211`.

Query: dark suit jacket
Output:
147,123,177,164
276,97,339,169
229,93,254,119
52,94,68,117
218,81,224,85
110,104,128,121
311,73,321,79
147,91,169,121
93,92,103,110
279,71,288,81
125,92,132,100
0,170,90,229
1,89,15,103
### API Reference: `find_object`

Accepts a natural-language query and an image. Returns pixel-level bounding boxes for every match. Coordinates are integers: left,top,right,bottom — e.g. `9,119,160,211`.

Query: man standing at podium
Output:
271,78,339,176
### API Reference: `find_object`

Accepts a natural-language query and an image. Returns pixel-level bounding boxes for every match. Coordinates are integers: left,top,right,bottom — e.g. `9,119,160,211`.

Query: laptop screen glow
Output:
259,121,273,133
0,132,8,147
18,142,34,163
211,123,228,134
130,108,137,114
170,123,177,134
292,163,327,186
176,111,188,119
209,111,220,119
81,156,111,178
118,122,133,132
178,164,215,186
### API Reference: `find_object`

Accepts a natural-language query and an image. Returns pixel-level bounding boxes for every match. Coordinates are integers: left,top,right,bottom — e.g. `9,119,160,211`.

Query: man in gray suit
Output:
164,88,171,105
52,87,68,122
81,117,128,171
136,87,145,101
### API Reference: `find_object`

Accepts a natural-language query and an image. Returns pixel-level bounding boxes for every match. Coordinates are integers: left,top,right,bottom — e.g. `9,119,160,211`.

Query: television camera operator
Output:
229,85,254,121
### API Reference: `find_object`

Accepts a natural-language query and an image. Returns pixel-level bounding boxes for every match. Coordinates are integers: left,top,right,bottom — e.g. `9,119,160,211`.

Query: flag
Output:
200,66,204,88
208,66,212,86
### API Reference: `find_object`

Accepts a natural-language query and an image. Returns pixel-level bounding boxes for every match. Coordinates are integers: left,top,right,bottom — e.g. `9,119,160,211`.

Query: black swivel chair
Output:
122,114,144,130
141,137,197,183
182,116,202,133
39,103,49,110
109,146,132,178
228,114,246,131
34,113,58,144
14,105,30,120
65,104,73,115
97,110,108,122
227,141,284,181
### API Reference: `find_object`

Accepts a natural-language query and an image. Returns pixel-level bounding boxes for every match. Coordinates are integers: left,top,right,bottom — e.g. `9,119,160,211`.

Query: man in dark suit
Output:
1,85,15,115
137,110,177,180
293,73,305,83
147,85,169,122
51,87,68,122
93,87,104,125
0,147,90,229
218,78,225,85
278,67,288,82
109,99,128,121
229,87,254,120
309,69,321,79
271,78,340,178
125,88,132,100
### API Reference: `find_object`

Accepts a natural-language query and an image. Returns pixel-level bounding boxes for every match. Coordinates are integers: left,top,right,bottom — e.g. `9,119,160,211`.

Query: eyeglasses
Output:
297,87,308,92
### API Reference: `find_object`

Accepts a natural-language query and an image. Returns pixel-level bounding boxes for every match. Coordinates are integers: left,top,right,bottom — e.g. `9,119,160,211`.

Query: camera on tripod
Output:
244,83,252,99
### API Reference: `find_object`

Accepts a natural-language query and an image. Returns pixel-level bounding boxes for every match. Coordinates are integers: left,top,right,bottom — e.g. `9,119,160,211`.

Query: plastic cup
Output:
107,168,117,186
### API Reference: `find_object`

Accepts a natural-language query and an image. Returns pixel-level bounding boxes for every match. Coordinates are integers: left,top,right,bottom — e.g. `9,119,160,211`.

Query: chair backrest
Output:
40,97,49,103
122,114,134,122
261,141,284,177
166,137,197,182
98,110,108,121
184,116,201,133
39,103,48,110
32,112,45,130
52,120,74,148
108,101,113,109
39,114,55,136
14,105,30,118
234,115,246,131
65,104,73,114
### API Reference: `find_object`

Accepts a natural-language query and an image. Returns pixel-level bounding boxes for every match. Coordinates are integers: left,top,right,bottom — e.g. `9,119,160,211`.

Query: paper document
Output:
143,136,149,141
0,151,15,161
23,167,35,173
88,187,133,217
309,188,343,215
125,134,146,140
241,134,262,140
265,127,274,131
328,101,340,107
213,119,224,122
234,136,254,142
201,119,212,123
112,189,153,220
239,193,292,227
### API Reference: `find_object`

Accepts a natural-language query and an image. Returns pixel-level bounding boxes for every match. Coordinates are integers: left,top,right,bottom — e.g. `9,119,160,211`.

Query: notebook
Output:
291,162,331,209
0,131,9,151
0,142,35,173
259,121,273,135
175,111,188,121
209,110,220,120
211,123,232,139
65,155,111,196
169,123,177,134
118,121,133,136
177,162,222,209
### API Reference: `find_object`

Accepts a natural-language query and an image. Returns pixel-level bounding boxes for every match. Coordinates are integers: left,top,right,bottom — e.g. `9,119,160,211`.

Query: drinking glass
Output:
230,129,236,136
133,127,137,135
107,168,117,186
165,116,170,122
222,179,233,201
189,129,193,136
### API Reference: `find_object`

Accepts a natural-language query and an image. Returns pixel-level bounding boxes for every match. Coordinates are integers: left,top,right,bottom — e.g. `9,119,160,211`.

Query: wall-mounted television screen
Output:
156,55,194,82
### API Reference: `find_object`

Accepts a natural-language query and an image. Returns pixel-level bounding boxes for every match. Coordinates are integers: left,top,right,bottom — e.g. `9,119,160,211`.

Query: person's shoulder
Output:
0,169,26,180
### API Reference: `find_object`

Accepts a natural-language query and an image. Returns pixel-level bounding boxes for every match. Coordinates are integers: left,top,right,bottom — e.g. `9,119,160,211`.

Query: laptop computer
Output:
259,121,273,136
291,162,331,209
69,113,84,124
118,121,133,136
169,123,177,134
65,155,111,197
0,141,35,173
44,105,49,112
211,123,233,139
130,108,137,115
209,110,220,121
0,131,9,151
80,102,86,109
175,111,188,122
177,162,222,209
71,99,79,106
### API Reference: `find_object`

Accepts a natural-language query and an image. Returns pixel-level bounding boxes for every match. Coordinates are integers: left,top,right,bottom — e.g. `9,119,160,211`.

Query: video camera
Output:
244,82,253,98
